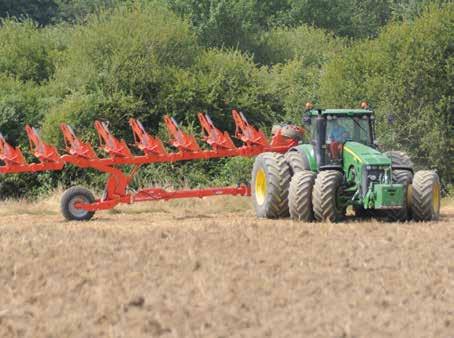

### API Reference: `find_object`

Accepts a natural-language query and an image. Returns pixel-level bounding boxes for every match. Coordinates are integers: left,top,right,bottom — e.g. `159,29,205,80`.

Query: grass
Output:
0,189,254,218
1,190,452,219
0,195,452,337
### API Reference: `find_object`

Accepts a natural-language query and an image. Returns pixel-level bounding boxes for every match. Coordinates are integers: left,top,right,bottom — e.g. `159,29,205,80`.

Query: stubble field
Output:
0,195,453,338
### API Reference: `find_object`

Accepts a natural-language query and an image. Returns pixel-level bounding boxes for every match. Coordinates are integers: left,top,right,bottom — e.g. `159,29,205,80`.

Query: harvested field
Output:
0,195,453,338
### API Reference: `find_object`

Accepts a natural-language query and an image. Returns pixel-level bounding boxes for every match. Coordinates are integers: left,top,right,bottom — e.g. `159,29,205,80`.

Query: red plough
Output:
0,110,302,221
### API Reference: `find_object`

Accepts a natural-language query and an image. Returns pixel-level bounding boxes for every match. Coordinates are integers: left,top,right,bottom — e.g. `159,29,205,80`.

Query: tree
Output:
0,0,59,26
166,0,293,52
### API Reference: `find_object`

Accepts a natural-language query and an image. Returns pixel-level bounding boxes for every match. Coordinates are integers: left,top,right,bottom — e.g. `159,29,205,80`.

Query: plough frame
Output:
0,110,303,220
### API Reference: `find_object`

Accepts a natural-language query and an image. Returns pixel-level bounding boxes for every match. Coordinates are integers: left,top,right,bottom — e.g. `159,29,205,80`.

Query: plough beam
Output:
198,113,236,150
0,133,27,166
60,123,98,159
129,118,167,156
94,120,132,158
25,125,60,163
232,110,269,146
164,115,201,152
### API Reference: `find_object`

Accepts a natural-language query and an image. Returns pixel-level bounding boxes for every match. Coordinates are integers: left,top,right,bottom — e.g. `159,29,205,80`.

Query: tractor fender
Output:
319,164,343,172
392,165,414,173
287,144,317,172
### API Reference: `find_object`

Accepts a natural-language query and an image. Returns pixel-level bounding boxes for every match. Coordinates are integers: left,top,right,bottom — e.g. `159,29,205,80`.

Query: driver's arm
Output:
329,128,338,142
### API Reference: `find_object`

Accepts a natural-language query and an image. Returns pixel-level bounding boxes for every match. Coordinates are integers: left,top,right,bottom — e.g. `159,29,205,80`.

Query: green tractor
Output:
251,106,441,222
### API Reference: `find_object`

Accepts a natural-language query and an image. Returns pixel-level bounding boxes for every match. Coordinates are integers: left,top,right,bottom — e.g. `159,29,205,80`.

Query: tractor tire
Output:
251,152,291,218
384,151,413,168
61,186,96,221
411,170,441,221
285,151,310,175
289,170,316,221
312,170,345,222
386,170,413,221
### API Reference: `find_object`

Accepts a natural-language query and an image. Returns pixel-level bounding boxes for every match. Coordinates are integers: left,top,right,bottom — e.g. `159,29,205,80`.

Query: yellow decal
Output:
343,146,363,163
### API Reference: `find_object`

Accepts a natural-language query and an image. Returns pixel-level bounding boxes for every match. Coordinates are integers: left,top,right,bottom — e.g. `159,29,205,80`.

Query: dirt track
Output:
0,197,453,338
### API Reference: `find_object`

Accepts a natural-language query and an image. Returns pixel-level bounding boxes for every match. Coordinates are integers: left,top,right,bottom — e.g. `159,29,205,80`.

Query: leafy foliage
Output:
0,19,60,83
0,0,452,198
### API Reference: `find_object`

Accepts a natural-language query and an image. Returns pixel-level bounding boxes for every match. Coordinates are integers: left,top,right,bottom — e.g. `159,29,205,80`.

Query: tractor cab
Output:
304,108,375,168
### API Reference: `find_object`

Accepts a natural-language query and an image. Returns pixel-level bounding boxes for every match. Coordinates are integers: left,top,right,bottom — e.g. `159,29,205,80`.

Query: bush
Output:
0,19,59,83
41,5,282,191
0,75,53,144
257,25,344,66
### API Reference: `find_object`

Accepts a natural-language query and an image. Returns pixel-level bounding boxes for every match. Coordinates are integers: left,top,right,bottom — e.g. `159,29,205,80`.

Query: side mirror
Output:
387,114,394,125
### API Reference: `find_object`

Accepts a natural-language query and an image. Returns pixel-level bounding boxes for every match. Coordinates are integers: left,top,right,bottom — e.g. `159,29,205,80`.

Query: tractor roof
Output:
307,109,373,116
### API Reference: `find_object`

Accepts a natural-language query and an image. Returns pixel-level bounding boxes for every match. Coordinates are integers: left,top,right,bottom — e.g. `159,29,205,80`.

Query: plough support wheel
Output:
61,186,96,221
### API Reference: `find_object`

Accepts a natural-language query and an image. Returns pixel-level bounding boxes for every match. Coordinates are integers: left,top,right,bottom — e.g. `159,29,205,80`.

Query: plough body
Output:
0,110,303,220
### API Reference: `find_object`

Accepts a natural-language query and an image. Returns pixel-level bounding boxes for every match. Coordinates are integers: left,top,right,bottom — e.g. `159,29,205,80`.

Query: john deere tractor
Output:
251,106,441,222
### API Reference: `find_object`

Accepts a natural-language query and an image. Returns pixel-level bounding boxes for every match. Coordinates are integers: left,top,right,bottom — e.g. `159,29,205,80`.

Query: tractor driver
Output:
328,119,349,160
329,119,349,143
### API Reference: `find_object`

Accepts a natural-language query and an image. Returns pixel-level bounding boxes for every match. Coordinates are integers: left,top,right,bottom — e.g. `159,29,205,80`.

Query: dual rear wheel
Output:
252,152,346,222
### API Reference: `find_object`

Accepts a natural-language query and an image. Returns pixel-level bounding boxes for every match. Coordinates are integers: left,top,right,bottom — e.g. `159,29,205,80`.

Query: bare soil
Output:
0,196,453,338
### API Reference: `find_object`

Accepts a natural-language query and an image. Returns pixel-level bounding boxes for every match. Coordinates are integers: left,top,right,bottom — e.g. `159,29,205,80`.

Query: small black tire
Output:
385,170,413,221
312,170,345,222
411,170,441,221
289,170,316,221
285,151,311,175
251,152,291,218
61,186,96,221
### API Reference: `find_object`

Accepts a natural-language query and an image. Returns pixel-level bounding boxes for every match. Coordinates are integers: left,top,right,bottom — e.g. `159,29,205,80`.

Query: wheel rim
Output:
433,182,441,213
68,195,89,218
255,169,267,206
407,184,413,208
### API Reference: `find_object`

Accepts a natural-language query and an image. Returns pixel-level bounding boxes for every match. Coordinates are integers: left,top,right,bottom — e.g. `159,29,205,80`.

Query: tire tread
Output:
289,170,315,221
312,170,344,222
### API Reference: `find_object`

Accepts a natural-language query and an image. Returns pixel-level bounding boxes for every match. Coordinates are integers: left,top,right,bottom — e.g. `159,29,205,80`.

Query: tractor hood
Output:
343,142,391,166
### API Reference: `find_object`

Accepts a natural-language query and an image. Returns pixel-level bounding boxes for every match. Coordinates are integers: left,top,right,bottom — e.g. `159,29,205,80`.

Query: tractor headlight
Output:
366,165,389,170
368,174,378,181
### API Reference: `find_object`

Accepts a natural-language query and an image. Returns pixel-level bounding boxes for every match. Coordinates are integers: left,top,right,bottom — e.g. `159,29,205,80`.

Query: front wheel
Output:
386,170,413,221
411,170,441,221
289,170,316,221
312,170,345,222
61,186,96,221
